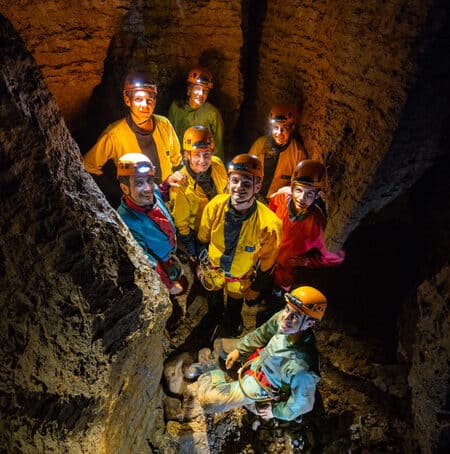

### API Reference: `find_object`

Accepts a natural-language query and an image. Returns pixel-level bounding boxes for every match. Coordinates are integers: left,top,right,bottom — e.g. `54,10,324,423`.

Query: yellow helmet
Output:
228,154,263,179
117,153,155,177
269,102,298,126
291,160,326,189
187,68,214,89
284,286,327,320
183,126,214,153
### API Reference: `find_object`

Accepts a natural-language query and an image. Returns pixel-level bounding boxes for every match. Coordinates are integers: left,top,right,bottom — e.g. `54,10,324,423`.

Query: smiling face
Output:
228,172,261,211
124,90,156,127
120,174,155,207
189,149,213,174
291,183,319,213
271,123,294,146
279,304,316,334
187,84,209,109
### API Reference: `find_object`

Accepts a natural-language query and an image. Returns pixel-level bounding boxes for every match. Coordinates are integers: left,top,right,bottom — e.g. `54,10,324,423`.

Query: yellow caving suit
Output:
197,194,282,299
249,136,307,198
171,156,228,237
83,115,182,180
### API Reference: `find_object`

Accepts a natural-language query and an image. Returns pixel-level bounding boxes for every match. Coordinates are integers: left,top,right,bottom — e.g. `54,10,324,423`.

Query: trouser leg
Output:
197,370,253,414
223,296,244,336
206,289,225,321
255,286,285,327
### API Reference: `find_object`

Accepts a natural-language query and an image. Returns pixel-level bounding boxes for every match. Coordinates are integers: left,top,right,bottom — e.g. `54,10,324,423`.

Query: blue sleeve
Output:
272,370,319,421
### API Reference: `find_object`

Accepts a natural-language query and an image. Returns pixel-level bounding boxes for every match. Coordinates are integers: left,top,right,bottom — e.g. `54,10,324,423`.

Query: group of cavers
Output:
82,68,345,422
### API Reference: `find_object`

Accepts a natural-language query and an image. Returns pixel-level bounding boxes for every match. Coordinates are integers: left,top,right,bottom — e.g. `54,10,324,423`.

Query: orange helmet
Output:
291,160,326,189
183,126,214,153
269,102,297,126
123,71,157,96
228,154,263,179
187,68,214,89
117,153,155,177
284,286,327,321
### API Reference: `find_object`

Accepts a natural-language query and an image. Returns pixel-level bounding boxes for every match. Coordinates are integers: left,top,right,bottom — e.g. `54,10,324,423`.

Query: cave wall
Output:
0,15,172,453
1,1,449,453
0,0,130,139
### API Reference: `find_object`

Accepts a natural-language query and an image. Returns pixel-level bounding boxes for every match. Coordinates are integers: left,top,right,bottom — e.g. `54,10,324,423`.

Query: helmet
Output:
183,126,214,153
269,102,297,126
284,286,327,321
117,153,155,177
187,68,214,89
228,154,263,179
123,71,157,95
291,160,326,189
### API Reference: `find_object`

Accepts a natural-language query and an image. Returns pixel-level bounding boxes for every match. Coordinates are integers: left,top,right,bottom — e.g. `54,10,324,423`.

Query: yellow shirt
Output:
249,136,307,198
83,115,182,180
170,156,228,236
198,194,282,278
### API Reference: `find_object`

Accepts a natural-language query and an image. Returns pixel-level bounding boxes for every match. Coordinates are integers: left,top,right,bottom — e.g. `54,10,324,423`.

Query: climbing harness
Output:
237,354,280,403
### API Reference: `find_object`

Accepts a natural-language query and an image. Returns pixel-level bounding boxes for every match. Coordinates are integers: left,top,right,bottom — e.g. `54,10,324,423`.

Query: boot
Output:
184,360,219,379
223,297,244,337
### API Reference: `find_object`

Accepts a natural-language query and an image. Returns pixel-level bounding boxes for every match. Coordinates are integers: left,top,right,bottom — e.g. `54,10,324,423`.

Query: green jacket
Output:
237,310,320,421
168,100,225,161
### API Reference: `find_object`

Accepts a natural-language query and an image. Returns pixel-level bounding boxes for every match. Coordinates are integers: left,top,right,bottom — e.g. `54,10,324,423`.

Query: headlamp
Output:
136,164,152,174
284,292,304,312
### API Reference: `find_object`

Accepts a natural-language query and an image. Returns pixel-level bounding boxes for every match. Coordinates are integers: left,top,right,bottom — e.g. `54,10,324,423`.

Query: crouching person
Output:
186,286,327,421
117,153,187,295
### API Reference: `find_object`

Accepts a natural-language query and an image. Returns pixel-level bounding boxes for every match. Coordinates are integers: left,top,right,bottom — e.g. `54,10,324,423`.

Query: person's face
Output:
228,173,261,210
121,174,155,207
189,149,213,174
292,184,318,212
279,305,316,334
187,84,209,109
271,123,294,146
125,90,156,126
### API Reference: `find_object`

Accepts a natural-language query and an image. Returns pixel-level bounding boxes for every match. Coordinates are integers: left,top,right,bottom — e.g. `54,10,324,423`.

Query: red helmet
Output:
117,153,155,177
187,68,214,89
228,154,263,179
291,160,326,189
123,71,157,95
269,102,297,126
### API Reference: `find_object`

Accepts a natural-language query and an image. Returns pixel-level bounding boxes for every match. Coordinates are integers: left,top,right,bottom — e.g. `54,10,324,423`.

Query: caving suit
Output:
168,100,225,161
117,187,179,292
249,136,307,199
170,156,228,257
197,194,282,299
197,310,320,421
83,115,183,182
269,191,345,289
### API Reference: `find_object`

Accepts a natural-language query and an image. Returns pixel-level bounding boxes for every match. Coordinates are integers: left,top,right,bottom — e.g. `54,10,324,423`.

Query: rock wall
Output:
246,0,448,250
0,0,130,141
0,14,171,453
1,1,449,452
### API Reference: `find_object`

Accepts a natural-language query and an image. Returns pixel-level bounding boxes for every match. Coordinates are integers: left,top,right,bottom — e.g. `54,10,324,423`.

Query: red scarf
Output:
124,196,176,247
